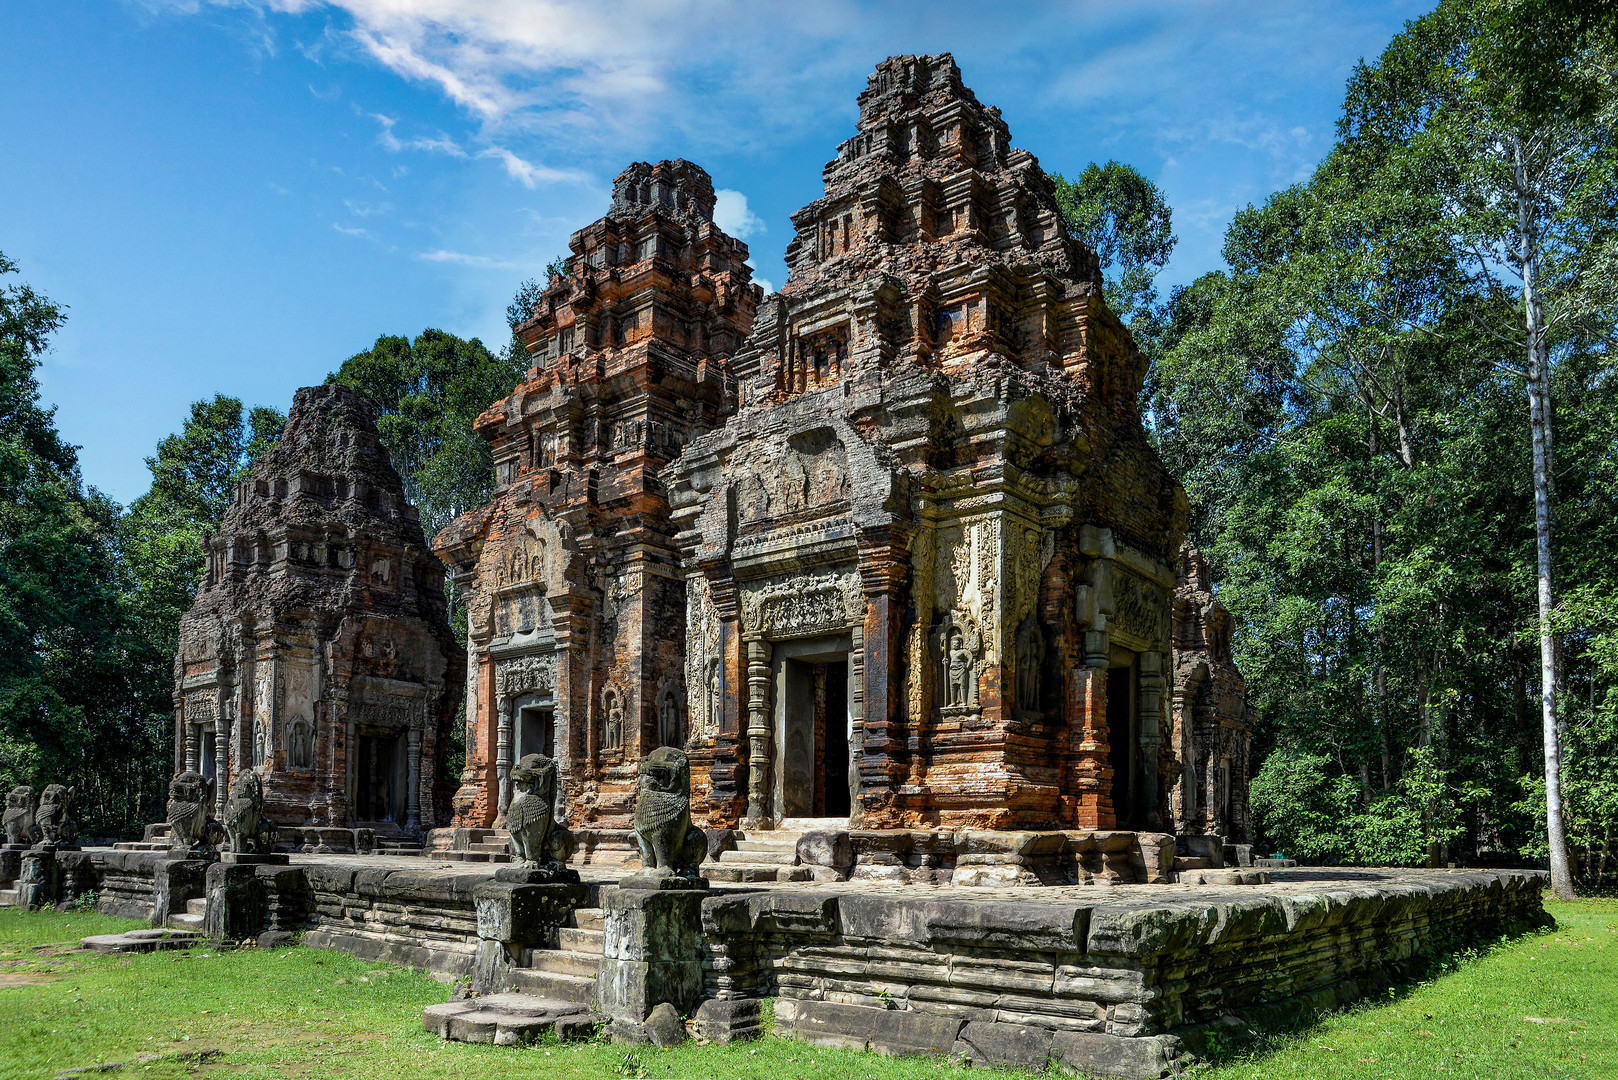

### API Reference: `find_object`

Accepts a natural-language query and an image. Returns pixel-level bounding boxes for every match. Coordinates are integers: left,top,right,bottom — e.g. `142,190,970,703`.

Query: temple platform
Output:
19,845,1548,1077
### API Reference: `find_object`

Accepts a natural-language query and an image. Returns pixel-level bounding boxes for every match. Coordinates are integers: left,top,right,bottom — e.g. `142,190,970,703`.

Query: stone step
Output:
704,864,813,884
557,927,605,954
718,849,796,865
734,839,798,854
469,842,511,854
381,847,424,857
1172,857,1215,871
185,897,207,917
568,908,605,932
428,850,512,863
509,968,597,1005
521,948,601,978
0,889,18,907
167,912,204,931
423,992,595,1045
776,817,848,832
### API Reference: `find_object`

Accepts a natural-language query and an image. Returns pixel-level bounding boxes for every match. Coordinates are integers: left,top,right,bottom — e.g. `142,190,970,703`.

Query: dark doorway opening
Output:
778,651,852,820
821,659,851,818
356,731,402,823
1106,663,1139,829
518,705,554,760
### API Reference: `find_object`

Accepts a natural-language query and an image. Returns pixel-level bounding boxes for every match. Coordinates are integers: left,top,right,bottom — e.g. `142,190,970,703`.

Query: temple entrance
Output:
199,730,217,782
773,639,853,822
1106,658,1141,829
517,702,554,759
355,730,404,823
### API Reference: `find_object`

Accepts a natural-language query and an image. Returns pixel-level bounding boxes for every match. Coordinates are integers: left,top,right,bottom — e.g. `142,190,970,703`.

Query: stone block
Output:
644,1002,688,1047
602,888,705,961
1051,1031,1183,1078
951,1020,1055,1071
866,1010,967,1057
924,899,1089,952
838,895,928,941
692,997,762,1043
797,830,853,868
203,861,267,941
474,881,586,943
788,1000,882,1052
750,891,839,935
597,957,703,1020
1086,904,1207,957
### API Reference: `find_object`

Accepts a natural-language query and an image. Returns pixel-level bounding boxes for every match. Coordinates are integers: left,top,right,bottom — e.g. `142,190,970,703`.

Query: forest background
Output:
2,0,1615,887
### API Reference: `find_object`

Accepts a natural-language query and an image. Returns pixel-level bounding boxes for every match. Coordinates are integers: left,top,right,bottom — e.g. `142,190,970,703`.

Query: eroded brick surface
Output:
434,160,761,830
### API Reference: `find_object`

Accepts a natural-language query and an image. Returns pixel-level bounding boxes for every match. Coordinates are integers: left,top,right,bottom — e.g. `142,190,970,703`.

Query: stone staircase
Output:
376,837,425,857
0,884,18,907
428,828,512,863
705,830,811,883
167,896,207,931
509,906,605,1003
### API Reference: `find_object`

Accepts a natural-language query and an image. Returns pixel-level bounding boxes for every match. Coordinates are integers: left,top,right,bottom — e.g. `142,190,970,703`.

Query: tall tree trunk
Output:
1518,140,1575,900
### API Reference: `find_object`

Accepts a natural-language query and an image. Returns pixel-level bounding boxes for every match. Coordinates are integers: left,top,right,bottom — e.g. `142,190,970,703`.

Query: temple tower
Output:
434,160,761,830
173,384,461,839
668,54,1188,831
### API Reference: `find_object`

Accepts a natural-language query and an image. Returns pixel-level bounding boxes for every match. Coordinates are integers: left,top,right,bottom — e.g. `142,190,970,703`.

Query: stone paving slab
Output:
81,928,200,953
422,993,597,1045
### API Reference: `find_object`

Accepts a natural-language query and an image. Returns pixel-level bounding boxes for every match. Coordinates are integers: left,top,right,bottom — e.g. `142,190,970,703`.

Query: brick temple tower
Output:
434,160,762,830
668,54,1188,831
173,384,461,841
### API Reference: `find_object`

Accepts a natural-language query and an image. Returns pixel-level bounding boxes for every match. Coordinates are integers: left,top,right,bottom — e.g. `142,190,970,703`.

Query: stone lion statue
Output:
35,784,76,847
3,786,37,846
631,747,707,879
222,769,277,854
506,753,574,870
167,771,214,854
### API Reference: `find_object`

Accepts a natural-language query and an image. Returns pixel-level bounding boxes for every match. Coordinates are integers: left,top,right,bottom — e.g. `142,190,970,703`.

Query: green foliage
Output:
1051,160,1175,324
0,252,158,834
328,327,523,542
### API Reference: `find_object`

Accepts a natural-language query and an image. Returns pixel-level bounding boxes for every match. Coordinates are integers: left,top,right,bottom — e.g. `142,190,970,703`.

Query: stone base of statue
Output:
493,864,580,885
220,851,288,866
598,873,709,1032
618,868,709,891
0,845,23,886
470,879,589,995
17,844,61,909
203,860,270,942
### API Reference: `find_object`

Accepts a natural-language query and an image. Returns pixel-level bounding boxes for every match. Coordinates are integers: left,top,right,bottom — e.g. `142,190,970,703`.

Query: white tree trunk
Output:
1518,141,1575,898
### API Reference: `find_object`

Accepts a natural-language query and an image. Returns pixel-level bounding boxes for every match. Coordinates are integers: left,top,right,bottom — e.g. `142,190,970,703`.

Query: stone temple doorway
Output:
354,729,404,824
773,637,853,822
516,700,554,760
1106,657,1142,829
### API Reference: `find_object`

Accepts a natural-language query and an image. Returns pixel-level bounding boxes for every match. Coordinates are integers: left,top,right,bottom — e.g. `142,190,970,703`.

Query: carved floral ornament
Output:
1110,570,1170,646
352,696,419,729
739,570,862,638
496,652,557,698
185,694,218,727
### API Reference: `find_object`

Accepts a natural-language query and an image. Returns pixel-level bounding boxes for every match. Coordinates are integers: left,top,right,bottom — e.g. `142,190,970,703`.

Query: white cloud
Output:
713,189,764,240
478,146,581,188
332,222,370,237
752,276,776,296
418,249,533,270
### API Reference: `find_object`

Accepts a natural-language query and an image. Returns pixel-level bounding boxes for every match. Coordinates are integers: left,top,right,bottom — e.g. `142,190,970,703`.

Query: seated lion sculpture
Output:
223,769,278,855
35,784,77,847
3,786,37,846
167,771,214,855
631,747,707,879
506,753,575,872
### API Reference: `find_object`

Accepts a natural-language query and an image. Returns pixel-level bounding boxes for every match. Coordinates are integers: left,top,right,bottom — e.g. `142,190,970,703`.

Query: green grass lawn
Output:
0,899,1612,1080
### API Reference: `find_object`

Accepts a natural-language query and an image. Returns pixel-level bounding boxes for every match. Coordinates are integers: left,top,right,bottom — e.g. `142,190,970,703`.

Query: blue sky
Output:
1,0,1424,504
